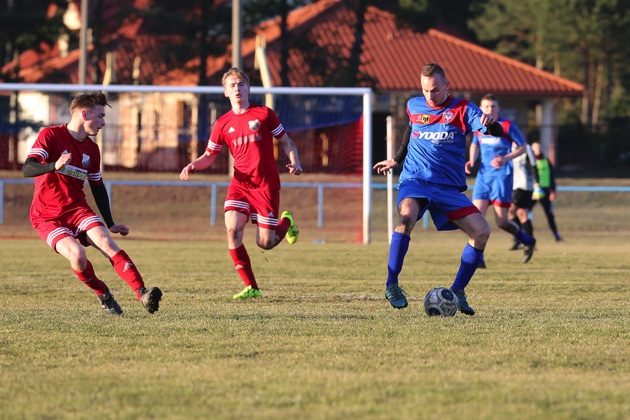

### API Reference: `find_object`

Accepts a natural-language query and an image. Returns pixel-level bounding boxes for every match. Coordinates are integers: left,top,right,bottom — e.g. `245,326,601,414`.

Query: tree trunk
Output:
196,0,210,157
591,58,604,129
348,0,367,85
580,49,591,126
279,0,289,86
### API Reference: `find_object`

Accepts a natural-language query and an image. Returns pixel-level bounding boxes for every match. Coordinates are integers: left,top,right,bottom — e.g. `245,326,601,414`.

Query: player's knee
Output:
226,227,242,243
65,245,87,266
473,223,491,244
396,215,416,234
256,237,274,250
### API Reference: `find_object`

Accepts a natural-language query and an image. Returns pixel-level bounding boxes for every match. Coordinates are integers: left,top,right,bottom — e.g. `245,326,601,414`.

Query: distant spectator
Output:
531,141,563,241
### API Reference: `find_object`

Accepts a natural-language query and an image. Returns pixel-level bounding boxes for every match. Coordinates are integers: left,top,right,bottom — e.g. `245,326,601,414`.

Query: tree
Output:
469,0,630,127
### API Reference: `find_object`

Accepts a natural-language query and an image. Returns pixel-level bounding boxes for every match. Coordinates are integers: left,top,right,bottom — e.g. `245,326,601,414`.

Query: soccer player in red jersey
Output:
23,91,162,316
180,67,303,300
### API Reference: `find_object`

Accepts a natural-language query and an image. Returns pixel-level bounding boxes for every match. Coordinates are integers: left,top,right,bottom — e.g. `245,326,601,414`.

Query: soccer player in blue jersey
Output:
373,63,505,315
466,94,536,265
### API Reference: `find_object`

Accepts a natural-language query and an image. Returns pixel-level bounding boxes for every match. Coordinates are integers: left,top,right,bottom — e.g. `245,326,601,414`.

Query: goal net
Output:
0,83,375,243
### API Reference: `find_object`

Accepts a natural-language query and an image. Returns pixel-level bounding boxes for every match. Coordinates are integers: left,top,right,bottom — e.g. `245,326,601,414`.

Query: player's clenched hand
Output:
55,152,72,170
480,113,497,126
286,163,303,175
110,224,129,236
179,163,194,180
373,159,398,175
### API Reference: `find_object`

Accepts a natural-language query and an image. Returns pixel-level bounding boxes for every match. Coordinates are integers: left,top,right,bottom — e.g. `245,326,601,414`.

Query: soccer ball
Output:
424,287,458,317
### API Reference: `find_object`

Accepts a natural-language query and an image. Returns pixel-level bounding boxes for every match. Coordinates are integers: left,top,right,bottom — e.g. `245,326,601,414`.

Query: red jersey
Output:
27,125,103,222
206,105,286,189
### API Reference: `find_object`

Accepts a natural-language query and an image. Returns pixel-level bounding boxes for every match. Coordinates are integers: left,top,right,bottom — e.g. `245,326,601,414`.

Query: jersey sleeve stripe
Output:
88,172,102,181
206,140,222,154
271,124,285,137
28,148,48,160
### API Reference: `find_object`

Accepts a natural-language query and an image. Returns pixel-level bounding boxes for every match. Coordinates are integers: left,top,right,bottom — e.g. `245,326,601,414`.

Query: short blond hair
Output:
221,67,250,87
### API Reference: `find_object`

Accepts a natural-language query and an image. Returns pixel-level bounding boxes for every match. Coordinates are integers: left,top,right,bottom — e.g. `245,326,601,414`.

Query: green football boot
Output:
280,210,299,244
233,285,263,300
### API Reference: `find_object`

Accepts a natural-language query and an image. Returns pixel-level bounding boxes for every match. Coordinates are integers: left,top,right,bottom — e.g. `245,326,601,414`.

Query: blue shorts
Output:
472,172,512,208
397,179,480,231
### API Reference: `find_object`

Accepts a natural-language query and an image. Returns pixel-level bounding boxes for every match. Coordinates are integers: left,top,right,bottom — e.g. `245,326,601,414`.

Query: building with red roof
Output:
1,0,582,170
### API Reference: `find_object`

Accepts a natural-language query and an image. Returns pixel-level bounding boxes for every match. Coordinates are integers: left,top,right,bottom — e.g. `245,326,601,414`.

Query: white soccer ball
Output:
424,287,458,317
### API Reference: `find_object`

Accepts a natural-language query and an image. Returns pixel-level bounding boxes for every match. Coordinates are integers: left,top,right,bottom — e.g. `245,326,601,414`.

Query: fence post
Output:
210,183,217,226
0,180,4,224
317,184,324,227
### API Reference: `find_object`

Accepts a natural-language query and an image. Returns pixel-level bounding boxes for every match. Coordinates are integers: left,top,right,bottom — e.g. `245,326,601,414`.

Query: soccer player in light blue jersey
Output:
466,94,536,265
373,63,504,315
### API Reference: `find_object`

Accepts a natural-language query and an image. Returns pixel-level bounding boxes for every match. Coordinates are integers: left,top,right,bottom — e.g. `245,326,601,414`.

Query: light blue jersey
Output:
472,119,526,206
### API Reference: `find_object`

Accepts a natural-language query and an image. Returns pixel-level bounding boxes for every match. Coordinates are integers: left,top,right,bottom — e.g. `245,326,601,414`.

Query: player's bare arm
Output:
465,143,479,174
492,144,526,168
278,134,303,175
180,151,217,180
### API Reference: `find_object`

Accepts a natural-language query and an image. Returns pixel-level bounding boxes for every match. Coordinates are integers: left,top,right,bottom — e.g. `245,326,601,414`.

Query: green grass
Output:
0,233,628,419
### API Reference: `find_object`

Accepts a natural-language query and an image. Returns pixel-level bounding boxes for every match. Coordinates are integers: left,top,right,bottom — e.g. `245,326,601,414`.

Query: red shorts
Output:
224,183,280,230
31,206,105,252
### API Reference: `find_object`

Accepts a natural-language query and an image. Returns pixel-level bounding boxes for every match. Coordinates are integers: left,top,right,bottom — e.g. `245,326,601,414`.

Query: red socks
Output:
276,217,291,239
229,245,258,289
72,260,109,296
110,250,145,298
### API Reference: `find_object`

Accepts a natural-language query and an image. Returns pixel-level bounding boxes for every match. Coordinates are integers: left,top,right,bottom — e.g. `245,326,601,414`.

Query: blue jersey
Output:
400,96,488,191
472,119,525,179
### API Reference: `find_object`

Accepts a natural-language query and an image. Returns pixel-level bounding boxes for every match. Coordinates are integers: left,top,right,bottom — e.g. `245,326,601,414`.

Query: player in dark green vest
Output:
531,142,563,241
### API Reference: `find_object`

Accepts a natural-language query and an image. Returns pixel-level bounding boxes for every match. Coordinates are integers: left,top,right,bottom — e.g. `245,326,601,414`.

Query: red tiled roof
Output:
234,0,582,96
5,0,583,97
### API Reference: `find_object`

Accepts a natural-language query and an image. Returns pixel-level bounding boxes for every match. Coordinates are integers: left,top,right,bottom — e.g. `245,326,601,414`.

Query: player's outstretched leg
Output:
279,210,299,244
98,291,123,316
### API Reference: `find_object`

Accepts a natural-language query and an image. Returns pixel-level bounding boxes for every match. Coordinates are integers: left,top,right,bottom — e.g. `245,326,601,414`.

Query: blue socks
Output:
386,232,410,286
451,244,484,291
516,229,534,246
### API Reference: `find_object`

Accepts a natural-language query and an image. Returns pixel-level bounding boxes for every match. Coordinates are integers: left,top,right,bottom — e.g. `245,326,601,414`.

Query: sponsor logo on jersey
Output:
228,126,236,133
443,111,454,123
248,119,260,131
232,133,262,147
82,153,90,168
414,131,456,144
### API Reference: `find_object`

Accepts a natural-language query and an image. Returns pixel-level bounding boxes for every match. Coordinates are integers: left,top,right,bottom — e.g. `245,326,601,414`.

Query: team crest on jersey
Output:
442,111,454,123
248,119,260,131
420,115,430,124
82,153,90,168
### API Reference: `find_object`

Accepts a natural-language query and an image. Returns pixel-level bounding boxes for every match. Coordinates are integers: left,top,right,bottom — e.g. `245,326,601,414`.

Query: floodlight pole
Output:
232,0,241,68
79,0,88,85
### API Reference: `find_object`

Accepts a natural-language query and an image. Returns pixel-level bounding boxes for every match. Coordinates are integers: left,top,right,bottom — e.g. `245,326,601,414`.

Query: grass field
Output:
0,172,629,418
